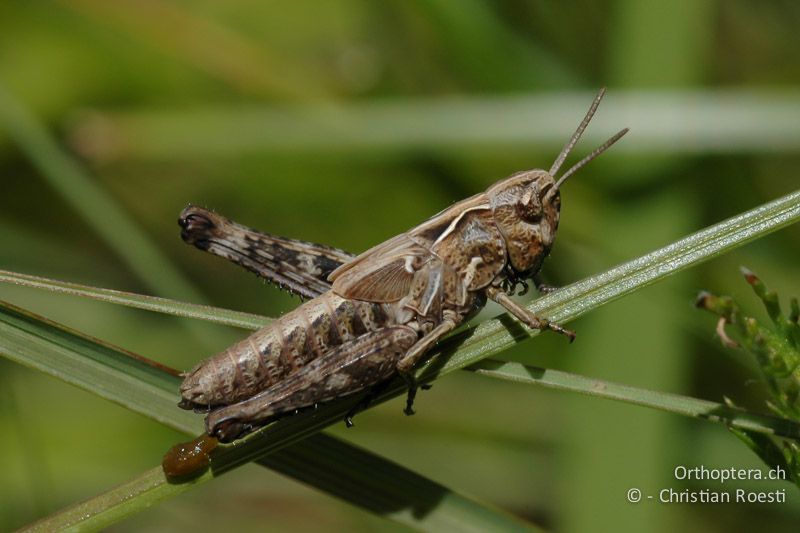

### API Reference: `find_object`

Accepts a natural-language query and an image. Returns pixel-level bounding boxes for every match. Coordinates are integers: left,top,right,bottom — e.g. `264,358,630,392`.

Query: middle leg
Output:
396,316,458,415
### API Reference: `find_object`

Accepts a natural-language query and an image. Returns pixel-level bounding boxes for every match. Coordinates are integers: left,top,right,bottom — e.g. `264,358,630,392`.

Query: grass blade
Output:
0,300,191,430
0,300,537,533
0,269,268,330
23,433,536,533
467,359,800,439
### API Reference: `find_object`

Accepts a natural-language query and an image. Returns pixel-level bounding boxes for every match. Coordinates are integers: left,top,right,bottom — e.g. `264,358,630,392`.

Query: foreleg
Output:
533,273,559,294
487,286,575,342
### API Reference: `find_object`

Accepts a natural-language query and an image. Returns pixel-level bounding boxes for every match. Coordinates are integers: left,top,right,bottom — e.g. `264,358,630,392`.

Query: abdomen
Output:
179,292,395,408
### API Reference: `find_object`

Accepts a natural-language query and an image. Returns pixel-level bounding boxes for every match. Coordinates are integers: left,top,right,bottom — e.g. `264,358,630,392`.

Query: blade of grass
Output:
467,359,800,439
0,301,537,533
6,188,800,530
0,299,194,429
23,434,536,533
0,269,268,330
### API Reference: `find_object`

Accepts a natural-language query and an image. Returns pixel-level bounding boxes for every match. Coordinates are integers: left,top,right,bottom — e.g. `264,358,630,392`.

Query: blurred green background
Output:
1,1,799,531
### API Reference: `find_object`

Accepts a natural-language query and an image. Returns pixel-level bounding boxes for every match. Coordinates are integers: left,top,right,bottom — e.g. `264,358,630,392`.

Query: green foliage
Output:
697,270,800,486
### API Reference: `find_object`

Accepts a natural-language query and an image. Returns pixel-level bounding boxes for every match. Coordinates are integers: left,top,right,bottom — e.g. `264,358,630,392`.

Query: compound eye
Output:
516,188,542,221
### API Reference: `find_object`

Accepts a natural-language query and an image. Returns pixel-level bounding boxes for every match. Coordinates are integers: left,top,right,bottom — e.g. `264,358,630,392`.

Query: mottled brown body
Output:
176,89,628,444
179,200,496,439
180,292,408,407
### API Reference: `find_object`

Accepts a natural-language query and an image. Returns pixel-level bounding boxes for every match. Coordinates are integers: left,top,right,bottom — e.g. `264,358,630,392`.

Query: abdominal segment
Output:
179,292,393,409
205,325,418,442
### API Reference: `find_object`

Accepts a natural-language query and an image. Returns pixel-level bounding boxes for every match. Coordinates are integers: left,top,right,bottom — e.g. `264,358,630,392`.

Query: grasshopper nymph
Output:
170,88,628,463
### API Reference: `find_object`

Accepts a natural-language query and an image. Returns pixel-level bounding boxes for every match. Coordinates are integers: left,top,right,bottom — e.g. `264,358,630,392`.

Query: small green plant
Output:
696,269,800,486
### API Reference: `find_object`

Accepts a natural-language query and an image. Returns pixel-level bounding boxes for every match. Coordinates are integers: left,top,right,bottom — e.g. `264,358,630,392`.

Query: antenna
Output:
553,127,629,190
549,87,607,177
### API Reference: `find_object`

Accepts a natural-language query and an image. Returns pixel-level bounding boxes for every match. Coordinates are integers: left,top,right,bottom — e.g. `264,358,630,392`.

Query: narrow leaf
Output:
0,269,268,330
0,300,191,430
468,359,800,439
23,433,537,533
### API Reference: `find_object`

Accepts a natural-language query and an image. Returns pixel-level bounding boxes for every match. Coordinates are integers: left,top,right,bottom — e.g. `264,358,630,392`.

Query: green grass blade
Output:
467,359,800,439
261,434,537,533
0,300,536,533
0,300,193,431
21,467,178,533
23,433,537,533
0,269,268,330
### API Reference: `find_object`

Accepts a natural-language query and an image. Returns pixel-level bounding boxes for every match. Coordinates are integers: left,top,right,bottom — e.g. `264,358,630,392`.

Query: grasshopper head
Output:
488,88,628,279
488,171,561,276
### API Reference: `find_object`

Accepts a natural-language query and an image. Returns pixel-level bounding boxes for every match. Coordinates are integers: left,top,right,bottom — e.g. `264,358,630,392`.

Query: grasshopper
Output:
176,88,627,446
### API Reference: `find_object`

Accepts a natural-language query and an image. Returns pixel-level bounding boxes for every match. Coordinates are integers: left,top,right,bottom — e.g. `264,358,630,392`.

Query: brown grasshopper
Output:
176,89,627,446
